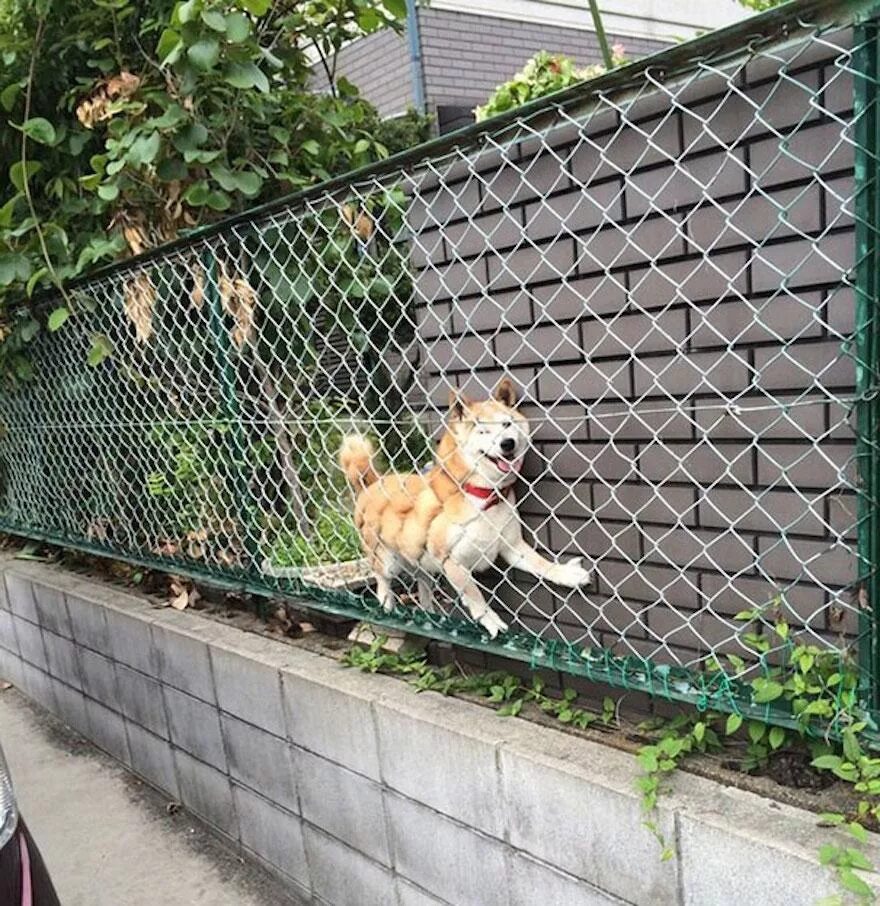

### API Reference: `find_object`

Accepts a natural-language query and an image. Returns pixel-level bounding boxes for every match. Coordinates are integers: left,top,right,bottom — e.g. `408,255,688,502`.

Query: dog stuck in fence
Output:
339,378,593,638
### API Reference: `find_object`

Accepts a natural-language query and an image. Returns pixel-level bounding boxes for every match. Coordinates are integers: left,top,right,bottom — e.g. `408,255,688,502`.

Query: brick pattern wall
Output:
311,28,413,117
409,29,858,667
418,8,666,115
312,9,666,121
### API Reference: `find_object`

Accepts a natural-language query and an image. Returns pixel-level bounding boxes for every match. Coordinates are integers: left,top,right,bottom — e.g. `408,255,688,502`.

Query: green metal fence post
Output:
202,250,258,575
854,13,880,714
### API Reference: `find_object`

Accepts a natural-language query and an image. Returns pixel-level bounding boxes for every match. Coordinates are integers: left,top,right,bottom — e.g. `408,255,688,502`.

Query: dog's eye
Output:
504,421,511,429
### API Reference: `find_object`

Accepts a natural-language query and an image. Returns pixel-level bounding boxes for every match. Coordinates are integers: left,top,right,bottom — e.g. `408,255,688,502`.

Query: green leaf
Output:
747,721,766,745
752,680,784,703
184,181,210,205
811,755,844,771
725,713,743,736
173,122,208,152
353,138,371,154
156,28,184,66
383,0,407,17
224,12,250,42
843,729,863,765
818,813,847,827
839,868,872,898
87,334,113,367
845,846,873,871
201,8,227,30
9,160,41,192
187,38,220,71
127,131,161,166
97,183,119,201
205,190,231,210
20,318,40,341
223,61,269,92
768,726,785,750
47,307,69,331
848,822,869,844
21,117,56,145
238,0,270,13
302,139,320,156
0,253,31,286
177,0,200,23
157,158,188,181
693,722,705,743
1,82,20,112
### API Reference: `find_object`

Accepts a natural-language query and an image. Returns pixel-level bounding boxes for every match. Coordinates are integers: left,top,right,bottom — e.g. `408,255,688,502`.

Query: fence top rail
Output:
19,0,879,305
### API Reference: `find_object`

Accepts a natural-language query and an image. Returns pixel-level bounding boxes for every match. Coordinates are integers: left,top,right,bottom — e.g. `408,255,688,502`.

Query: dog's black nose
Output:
500,437,516,455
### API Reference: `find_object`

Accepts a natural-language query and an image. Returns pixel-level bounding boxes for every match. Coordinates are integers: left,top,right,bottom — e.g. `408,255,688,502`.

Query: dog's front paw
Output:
556,556,592,589
478,608,508,639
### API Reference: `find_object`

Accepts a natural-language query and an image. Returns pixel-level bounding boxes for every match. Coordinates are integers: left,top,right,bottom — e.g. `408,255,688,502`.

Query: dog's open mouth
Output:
487,455,523,474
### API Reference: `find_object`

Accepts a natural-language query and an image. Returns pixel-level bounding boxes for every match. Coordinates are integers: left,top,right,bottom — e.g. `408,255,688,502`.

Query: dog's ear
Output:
493,378,517,408
448,389,471,421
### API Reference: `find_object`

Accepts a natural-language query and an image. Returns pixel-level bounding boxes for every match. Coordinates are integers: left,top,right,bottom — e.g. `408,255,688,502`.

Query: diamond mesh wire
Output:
1,0,879,723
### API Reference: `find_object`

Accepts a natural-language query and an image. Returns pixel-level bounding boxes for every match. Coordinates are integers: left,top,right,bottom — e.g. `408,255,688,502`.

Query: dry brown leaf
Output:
123,224,149,256
168,577,200,610
354,211,374,243
123,272,156,344
340,203,374,243
75,71,141,129
191,265,205,309
185,528,208,559
218,262,257,349
153,539,179,557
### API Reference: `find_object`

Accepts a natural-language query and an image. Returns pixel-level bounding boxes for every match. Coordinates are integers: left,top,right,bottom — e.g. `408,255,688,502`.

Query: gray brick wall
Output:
313,9,666,120
409,30,858,666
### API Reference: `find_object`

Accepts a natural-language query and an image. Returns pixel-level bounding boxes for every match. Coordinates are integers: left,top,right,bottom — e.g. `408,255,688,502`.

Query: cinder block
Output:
0,610,18,654
294,747,390,866
6,573,37,623
13,616,46,668
41,630,82,690
50,679,89,738
66,593,110,654
164,686,226,770
233,785,310,890
282,661,382,782
32,582,72,638
173,748,235,839
108,609,158,676
677,795,854,905
374,692,507,839
396,879,452,906
79,648,118,705
153,623,217,704
0,649,22,689
500,736,678,905
222,715,297,813
386,793,510,906
211,643,286,738
508,851,626,906
85,698,131,765
126,721,179,799
116,664,168,739
303,825,394,906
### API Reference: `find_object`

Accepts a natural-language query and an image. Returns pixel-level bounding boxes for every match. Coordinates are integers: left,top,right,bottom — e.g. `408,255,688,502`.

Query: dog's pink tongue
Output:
498,457,523,474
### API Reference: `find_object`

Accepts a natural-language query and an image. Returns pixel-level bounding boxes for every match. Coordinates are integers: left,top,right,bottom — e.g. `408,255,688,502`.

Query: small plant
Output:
475,46,627,122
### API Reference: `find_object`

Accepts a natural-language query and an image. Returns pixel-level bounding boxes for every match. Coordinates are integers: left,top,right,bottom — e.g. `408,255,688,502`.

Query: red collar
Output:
463,483,513,511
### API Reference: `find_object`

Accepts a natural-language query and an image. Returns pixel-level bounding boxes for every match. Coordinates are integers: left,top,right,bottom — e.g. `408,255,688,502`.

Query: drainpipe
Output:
405,0,427,113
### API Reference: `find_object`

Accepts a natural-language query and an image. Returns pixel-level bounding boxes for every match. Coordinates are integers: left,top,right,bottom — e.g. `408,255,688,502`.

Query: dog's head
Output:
444,379,531,487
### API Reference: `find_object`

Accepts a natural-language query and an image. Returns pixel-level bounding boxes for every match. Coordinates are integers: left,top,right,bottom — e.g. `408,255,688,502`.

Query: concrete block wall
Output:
410,26,858,664
0,561,877,906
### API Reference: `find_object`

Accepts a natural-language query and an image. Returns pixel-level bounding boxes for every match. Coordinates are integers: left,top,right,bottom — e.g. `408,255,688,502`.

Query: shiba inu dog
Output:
339,379,592,637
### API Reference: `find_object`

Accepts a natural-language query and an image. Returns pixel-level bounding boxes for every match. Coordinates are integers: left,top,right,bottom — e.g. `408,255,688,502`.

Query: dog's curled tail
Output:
339,435,380,490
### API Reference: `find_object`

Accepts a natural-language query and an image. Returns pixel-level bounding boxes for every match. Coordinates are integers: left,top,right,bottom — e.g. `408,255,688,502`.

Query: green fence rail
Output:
2,0,880,735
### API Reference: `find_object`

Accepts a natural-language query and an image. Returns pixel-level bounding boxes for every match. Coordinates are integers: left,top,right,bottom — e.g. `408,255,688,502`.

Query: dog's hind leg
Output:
416,575,436,614
374,573,395,613
441,560,507,638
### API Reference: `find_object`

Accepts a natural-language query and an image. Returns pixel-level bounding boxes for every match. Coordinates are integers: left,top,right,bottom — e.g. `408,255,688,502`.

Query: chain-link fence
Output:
2,0,879,729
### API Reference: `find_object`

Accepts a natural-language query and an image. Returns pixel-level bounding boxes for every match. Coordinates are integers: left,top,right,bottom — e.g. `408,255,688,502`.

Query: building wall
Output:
313,7,668,121
418,8,666,119
409,28,857,666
